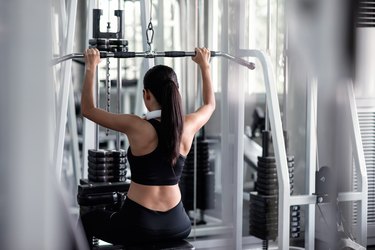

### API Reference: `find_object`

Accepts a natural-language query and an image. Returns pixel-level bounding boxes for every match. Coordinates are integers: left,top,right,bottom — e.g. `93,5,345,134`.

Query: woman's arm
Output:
81,48,143,134
185,48,216,134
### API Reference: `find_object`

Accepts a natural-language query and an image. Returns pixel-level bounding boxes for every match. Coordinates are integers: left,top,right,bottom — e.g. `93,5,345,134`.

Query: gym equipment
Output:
249,128,300,245
87,149,127,183
179,135,215,224
52,50,255,69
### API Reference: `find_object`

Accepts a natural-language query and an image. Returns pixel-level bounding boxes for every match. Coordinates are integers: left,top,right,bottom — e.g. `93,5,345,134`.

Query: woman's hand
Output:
84,48,101,71
192,47,211,69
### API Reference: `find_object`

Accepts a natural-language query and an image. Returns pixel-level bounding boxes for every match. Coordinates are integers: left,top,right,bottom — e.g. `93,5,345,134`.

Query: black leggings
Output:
81,198,191,247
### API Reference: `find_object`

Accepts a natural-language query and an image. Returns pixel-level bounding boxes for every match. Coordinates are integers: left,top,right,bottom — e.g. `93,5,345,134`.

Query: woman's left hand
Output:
84,48,101,70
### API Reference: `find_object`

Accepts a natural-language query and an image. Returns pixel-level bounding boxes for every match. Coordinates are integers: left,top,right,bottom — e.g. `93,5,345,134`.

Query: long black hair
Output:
143,65,183,165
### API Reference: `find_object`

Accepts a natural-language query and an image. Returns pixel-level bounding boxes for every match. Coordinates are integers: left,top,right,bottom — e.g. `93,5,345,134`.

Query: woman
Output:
80,47,215,247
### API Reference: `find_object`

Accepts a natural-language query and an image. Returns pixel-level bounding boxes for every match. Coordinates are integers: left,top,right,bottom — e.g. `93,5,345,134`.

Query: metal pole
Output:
95,67,100,150
116,0,122,151
54,0,78,181
305,76,317,250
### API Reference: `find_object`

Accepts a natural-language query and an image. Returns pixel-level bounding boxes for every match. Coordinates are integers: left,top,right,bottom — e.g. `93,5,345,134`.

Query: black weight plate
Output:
108,39,128,46
256,186,278,196
88,149,109,157
89,38,107,45
257,166,294,175
250,216,278,227
250,205,278,215
88,162,126,170
257,156,276,163
88,156,126,164
249,226,277,240
249,198,278,209
256,178,278,187
88,175,126,183
249,192,278,203
108,149,126,157
256,179,278,188
88,168,127,176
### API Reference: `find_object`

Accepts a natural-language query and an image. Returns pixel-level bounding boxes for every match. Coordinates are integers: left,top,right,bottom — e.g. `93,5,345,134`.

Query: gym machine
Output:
51,10,255,69
54,6,255,248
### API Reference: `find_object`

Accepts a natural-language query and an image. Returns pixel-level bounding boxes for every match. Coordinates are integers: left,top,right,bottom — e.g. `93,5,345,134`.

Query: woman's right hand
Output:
192,47,211,69
84,48,101,71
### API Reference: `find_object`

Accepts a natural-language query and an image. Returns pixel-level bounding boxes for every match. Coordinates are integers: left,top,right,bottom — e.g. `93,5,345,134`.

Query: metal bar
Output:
82,0,97,180
347,81,368,245
95,66,99,150
240,49,290,249
116,56,121,150
67,78,81,185
290,195,317,206
305,76,317,250
51,51,255,69
337,192,365,202
54,0,78,181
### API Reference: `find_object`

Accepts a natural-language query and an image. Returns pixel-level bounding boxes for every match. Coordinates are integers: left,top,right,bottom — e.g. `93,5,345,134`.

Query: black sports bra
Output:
127,119,185,185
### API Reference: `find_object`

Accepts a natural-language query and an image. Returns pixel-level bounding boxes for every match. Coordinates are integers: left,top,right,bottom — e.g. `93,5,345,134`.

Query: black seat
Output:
93,240,195,250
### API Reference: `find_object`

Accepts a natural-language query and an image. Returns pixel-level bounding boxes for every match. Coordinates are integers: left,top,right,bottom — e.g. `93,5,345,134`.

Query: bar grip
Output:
113,51,136,58
164,51,220,57
164,51,189,57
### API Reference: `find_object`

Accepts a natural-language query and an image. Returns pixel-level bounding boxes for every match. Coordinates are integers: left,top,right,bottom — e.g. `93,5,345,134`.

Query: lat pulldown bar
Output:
51,51,256,70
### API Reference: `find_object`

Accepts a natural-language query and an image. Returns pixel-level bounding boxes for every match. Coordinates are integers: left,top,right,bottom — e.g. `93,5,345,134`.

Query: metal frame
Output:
347,80,368,246
240,49,290,249
54,0,78,181
305,76,317,250
82,0,97,180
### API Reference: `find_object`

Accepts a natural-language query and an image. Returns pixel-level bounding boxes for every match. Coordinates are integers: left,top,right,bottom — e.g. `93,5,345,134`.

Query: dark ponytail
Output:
143,65,183,165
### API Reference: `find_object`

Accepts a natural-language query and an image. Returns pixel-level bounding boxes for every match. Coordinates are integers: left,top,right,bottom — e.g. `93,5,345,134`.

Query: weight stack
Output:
179,138,215,211
249,155,300,240
87,149,127,183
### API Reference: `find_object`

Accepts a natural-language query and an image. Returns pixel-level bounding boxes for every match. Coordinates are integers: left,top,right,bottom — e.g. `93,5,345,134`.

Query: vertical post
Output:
240,49,290,249
305,76,317,250
347,81,368,246
82,0,97,178
54,0,78,180
220,0,232,232
116,0,122,151
68,82,81,184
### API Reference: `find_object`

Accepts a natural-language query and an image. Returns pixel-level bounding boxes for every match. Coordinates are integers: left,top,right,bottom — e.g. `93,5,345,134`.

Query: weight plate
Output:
88,175,126,183
256,178,278,186
88,149,109,157
88,168,127,176
256,186,278,196
249,192,278,202
108,149,126,157
108,39,128,46
257,156,276,163
88,162,126,170
88,156,126,164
